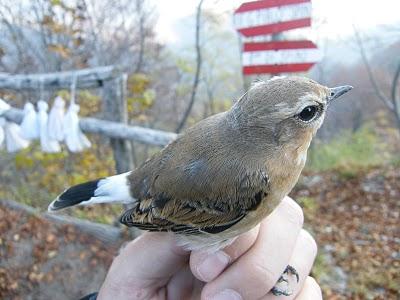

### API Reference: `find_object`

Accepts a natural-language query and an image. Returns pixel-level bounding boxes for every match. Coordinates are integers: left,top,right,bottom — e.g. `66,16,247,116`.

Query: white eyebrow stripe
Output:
273,93,323,118
299,93,318,103
298,93,324,109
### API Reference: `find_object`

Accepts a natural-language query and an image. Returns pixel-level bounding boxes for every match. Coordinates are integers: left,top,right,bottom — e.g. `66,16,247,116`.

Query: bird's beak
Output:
328,85,353,104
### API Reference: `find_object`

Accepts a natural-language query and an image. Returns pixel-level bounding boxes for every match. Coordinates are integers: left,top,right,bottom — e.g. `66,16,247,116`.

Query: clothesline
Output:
1,106,176,147
0,96,91,153
0,66,120,152
0,66,176,172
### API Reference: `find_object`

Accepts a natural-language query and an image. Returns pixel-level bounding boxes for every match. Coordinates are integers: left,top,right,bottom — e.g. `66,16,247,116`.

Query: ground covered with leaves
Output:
0,166,399,299
0,203,121,300
292,166,400,299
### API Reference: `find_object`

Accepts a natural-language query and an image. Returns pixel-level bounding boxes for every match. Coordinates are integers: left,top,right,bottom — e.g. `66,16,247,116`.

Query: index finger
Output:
201,197,304,300
98,232,189,299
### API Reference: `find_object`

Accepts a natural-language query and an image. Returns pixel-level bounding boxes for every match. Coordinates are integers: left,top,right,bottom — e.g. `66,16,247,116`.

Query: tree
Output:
175,0,204,133
353,25,400,130
0,0,159,74
200,9,242,116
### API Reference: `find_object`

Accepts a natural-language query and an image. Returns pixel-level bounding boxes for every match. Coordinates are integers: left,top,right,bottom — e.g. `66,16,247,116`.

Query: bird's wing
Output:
122,114,270,234
119,201,248,235
123,150,269,234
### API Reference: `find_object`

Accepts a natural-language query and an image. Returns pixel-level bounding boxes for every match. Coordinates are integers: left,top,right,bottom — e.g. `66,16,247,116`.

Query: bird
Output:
48,76,352,295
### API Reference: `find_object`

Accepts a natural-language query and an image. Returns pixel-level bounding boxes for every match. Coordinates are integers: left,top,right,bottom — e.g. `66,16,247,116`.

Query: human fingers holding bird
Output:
97,197,321,300
190,197,316,299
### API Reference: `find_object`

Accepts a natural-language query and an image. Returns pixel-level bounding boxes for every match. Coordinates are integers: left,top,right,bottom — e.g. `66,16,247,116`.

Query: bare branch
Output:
176,0,204,133
391,62,400,128
353,25,395,111
134,0,146,73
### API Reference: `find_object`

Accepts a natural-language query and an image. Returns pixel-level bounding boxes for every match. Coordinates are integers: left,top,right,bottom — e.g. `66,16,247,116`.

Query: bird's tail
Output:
48,172,134,212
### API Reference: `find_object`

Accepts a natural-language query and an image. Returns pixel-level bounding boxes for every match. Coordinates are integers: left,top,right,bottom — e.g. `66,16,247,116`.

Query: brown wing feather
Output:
119,202,247,235
120,172,268,235
123,114,270,234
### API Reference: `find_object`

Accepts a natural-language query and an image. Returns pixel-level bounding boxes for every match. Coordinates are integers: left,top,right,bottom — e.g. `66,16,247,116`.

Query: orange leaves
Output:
126,73,155,120
292,166,400,299
0,203,120,299
47,44,71,59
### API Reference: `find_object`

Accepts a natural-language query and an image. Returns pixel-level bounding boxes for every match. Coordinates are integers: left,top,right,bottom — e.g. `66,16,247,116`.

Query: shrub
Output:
306,126,385,173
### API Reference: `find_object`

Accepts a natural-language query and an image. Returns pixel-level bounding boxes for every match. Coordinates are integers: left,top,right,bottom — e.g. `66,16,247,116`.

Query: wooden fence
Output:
0,66,177,173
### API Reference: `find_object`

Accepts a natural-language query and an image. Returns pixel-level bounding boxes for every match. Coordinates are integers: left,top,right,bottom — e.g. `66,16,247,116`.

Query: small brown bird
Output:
49,76,351,294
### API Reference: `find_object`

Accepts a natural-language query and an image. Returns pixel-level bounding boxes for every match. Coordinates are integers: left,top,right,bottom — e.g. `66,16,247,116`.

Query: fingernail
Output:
197,251,230,282
209,289,242,300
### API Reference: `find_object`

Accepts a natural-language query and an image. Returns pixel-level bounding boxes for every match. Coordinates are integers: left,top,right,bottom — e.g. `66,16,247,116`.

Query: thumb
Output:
98,232,189,300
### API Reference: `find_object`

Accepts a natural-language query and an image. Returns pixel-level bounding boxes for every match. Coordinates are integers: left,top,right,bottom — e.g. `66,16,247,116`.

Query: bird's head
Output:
230,76,352,150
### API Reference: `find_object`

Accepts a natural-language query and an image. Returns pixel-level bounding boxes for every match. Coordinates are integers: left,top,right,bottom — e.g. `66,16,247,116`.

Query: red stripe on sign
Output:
243,40,316,51
243,63,315,75
235,0,310,13
238,18,311,36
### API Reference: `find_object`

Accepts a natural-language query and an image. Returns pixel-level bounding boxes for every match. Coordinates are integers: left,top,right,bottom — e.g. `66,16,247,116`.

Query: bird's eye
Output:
298,105,319,122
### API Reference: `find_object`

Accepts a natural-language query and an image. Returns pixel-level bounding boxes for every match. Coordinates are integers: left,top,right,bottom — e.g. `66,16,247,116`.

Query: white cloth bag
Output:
0,99,10,149
37,100,61,153
0,118,5,148
0,98,10,114
1,99,30,152
63,102,91,152
4,121,30,152
20,102,40,140
47,96,65,141
0,98,11,116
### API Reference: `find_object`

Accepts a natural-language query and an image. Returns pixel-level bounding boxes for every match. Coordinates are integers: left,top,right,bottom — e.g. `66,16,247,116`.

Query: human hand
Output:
97,197,322,300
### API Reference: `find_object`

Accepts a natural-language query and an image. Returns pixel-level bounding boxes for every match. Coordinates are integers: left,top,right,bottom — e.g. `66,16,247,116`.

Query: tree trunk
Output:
102,76,133,173
390,62,400,130
353,26,400,131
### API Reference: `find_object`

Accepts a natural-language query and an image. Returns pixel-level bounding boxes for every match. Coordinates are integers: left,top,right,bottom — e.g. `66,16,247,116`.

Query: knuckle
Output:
101,279,150,300
225,226,259,259
248,258,278,289
282,197,304,227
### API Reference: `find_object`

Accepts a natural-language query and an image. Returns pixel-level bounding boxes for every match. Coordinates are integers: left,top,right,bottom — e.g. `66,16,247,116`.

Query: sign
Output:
242,40,320,75
234,0,320,74
234,0,311,37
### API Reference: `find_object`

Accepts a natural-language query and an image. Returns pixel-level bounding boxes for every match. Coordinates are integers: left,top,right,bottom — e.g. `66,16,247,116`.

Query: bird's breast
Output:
245,145,307,228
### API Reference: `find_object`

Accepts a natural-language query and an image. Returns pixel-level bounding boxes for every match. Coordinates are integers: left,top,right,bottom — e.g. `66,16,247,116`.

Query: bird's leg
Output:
271,265,300,296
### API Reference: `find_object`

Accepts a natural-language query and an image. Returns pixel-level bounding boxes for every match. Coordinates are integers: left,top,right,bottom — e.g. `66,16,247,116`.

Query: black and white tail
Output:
48,172,134,212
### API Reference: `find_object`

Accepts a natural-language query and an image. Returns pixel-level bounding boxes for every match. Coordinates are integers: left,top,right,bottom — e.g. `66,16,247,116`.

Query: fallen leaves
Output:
293,166,400,299
0,203,121,299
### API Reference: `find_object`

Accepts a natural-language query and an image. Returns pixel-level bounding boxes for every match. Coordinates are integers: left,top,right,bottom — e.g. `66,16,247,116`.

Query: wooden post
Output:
271,33,282,77
238,35,251,93
102,76,134,173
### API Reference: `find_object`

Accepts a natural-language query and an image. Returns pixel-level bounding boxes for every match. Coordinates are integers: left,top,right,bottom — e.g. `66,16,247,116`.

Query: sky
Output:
155,0,400,44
